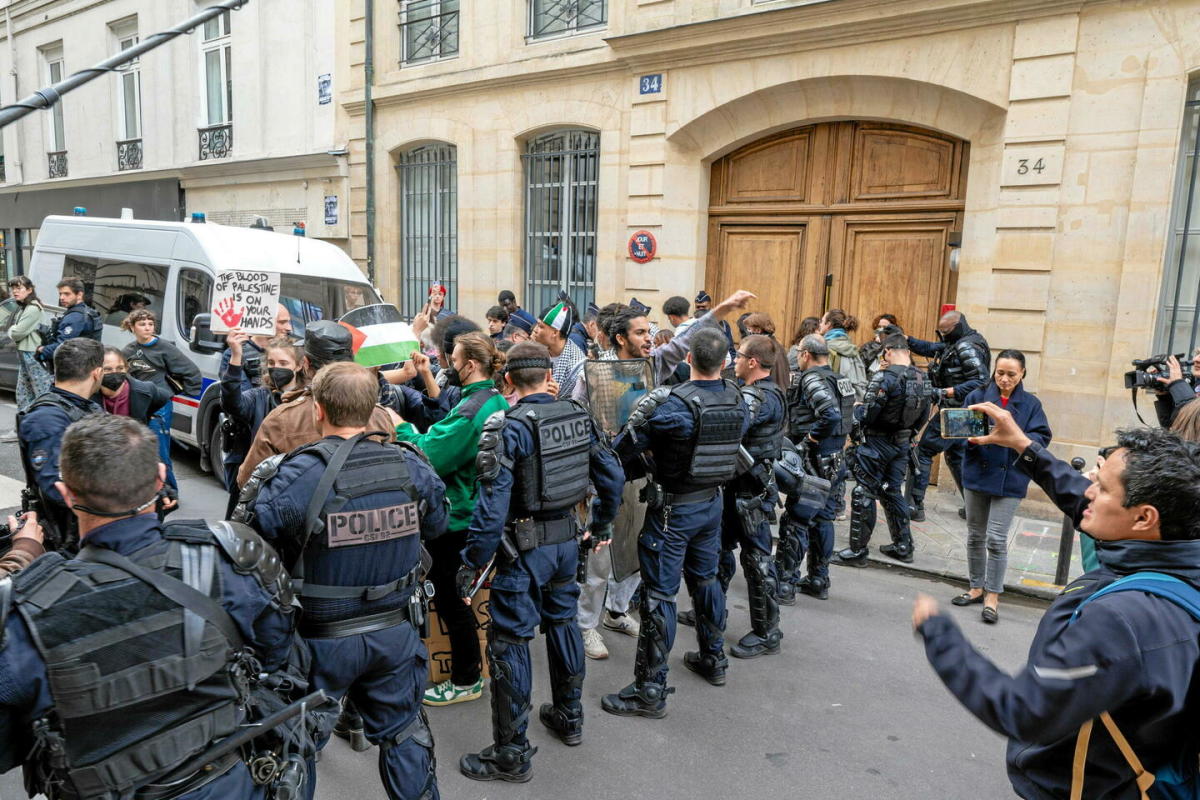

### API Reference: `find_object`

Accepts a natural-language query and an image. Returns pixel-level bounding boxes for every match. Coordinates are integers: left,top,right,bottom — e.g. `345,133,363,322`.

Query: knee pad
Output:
851,484,876,509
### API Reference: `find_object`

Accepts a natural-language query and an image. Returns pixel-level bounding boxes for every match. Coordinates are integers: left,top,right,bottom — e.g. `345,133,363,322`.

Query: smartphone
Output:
941,408,989,438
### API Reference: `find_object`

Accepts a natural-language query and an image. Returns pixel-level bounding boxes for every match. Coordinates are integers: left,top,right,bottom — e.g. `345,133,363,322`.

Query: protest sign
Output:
211,270,281,335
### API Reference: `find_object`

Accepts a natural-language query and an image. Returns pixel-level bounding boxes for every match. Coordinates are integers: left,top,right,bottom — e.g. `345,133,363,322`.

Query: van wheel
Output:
207,415,228,484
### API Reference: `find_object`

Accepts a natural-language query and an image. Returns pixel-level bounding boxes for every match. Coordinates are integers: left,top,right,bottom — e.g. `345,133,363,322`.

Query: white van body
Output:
29,215,381,475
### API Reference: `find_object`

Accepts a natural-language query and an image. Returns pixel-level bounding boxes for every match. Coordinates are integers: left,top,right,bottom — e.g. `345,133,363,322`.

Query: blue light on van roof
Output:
73,207,87,216
191,212,207,224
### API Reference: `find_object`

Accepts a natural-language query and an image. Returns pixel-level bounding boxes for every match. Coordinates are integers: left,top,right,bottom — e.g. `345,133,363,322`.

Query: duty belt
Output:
135,752,241,800
295,564,422,602
865,429,914,445
662,486,720,506
525,515,578,547
300,603,416,640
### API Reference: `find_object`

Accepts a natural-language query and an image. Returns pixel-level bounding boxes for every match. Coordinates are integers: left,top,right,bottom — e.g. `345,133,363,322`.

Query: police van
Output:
28,214,382,477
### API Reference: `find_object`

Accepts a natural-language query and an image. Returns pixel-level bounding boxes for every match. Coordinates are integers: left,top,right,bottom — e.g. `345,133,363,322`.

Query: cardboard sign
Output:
211,270,281,335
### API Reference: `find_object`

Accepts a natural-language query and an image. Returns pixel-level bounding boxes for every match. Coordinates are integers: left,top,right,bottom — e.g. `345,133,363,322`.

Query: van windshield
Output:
278,277,381,338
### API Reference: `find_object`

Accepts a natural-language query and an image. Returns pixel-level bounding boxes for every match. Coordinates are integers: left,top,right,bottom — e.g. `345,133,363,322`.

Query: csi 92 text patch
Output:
327,502,420,548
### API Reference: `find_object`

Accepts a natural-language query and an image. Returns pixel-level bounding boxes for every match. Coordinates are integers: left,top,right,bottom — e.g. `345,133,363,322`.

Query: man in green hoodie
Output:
394,331,511,708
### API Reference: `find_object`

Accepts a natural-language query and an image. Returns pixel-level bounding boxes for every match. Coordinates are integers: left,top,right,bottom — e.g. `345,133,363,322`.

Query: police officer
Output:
456,342,623,782
906,310,989,520
833,334,933,566
719,334,787,658
0,414,298,799
17,338,104,551
601,328,749,717
37,277,101,365
243,361,449,800
782,334,853,601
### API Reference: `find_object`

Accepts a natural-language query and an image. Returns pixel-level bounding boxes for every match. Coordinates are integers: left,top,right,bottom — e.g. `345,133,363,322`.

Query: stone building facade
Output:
0,0,347,274
341,0,1200,456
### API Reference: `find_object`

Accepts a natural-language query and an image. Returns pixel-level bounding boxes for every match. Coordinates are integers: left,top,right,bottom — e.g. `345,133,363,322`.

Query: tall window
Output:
528,0,606,40
43,46,66,152
113,23,142,140
522,130,599,315
201,11,232,126
397,144,458,317
401,0,459,64
1158,79,1200,352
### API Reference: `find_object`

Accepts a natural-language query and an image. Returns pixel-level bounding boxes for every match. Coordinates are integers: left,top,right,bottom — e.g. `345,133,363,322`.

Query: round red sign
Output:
628,230,657,264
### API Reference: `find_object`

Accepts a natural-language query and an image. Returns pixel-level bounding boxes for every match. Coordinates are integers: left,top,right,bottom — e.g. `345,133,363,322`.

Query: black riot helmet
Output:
304,320,354,369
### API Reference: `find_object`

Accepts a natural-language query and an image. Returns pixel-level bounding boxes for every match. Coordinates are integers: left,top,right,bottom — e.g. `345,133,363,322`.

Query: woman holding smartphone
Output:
953,349,1051,623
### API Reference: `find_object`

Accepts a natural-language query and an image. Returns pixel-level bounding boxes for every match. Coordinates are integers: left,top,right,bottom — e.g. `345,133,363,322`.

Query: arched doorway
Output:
705,121,968,342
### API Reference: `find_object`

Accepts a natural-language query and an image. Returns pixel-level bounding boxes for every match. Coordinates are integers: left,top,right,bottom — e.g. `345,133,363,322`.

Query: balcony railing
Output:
0,155,5,183
117,138,143,171
198,124,232,161
47,151,68,179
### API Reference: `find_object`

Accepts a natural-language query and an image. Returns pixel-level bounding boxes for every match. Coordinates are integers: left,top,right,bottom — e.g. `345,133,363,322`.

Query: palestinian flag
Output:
339,304,420,367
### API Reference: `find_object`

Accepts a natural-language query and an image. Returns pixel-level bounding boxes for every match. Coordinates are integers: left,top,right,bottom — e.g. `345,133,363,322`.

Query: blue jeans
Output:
149,403,178,490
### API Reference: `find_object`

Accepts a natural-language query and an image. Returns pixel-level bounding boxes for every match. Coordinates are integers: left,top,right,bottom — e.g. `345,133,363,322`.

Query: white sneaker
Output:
582,627,609,660
602,610,640,638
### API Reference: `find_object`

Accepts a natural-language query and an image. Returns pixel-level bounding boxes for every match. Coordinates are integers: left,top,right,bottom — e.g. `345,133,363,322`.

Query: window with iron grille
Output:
528,0,606,40
397,144,458,318
400,0,459,64
201,10,232,126
1157,79,1200,354
522,130,599,315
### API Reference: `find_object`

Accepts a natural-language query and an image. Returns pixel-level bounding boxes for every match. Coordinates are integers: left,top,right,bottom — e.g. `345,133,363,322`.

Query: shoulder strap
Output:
301,434,365,540
75,545,244,649
1069,572,1200,625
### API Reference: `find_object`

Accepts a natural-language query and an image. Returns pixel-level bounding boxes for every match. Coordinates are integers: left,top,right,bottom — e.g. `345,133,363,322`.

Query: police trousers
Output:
638,492,726,686
800,459,848,582
718,488,774,590
909,414,964,507
488,540,585,745
306,623,437,800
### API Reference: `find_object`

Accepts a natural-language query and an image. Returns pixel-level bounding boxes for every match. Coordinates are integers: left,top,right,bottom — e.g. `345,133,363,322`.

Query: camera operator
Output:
914,403,1200,799
0,511,45,578
1150,353,1200,427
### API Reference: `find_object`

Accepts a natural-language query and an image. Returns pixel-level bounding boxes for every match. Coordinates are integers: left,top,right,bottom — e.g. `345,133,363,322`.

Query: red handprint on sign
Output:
215,297,244,329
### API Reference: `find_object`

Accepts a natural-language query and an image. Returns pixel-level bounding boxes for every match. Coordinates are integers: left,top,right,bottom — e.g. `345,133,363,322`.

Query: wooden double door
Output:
706,122,968,343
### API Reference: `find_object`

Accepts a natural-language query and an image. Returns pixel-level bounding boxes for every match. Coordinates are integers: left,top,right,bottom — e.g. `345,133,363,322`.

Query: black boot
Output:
333,699,371,752
600,681,672,718
543,644,583,746
730,550,782,659
797,575,829,599
832,485,874,567
602,594,674,718
459,743,536,783
879,501,915,563
683,651,728,685
539,704,582,746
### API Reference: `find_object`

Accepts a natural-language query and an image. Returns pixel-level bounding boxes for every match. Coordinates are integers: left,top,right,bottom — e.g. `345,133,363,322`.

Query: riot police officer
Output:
783,334,853,600
455,342,624,782
17,338,104,551
833,334,933,566
906,311,989,520
36,277,102,365
601,328,749,717
704,334,786,658
0,414,299,799
243,361,449,800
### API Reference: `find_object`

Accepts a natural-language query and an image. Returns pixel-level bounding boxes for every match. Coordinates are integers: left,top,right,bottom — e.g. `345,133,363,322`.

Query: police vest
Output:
740,381,785,463
507,400,592,517
788,366,854,440
655,381,745,494
7,520,288,800
16,392,100,549
869,365,933,433
288,435,425,635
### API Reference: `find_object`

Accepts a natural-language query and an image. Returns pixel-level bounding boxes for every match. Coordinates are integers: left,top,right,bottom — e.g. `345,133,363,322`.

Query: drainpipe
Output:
364,0,376,283
4,2,23,184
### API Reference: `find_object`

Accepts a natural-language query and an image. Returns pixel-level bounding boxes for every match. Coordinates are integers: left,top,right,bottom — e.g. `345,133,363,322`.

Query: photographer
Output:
0,511,45,578
1150,353,1200,428
914,404,1200,799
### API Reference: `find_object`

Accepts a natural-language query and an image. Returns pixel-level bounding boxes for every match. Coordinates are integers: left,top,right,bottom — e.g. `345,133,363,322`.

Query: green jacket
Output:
394,380,508,533
8,302,43,352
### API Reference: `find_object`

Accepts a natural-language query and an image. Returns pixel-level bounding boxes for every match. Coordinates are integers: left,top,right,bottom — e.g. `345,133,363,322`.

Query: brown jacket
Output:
0,538,46,578
236,388,397,487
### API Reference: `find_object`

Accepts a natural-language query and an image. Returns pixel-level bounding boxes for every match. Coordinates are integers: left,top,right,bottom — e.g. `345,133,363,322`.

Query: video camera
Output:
0,510,30,558
1124,354,1188,391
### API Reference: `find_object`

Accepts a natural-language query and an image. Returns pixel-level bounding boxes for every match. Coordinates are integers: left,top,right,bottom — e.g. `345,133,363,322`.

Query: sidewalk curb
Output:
856,552,1061,602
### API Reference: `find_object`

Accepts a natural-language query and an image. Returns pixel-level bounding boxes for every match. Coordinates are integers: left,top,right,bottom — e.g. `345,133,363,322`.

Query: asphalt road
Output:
0,393,1043,799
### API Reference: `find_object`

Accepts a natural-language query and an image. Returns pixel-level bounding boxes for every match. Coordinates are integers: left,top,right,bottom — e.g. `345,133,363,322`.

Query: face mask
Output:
101,372,127,391
268,368,295,391
444,365,462,387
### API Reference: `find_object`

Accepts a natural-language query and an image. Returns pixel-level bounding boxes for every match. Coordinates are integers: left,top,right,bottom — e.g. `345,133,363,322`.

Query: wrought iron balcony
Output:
47,151,67,179
198,124,232,161
0,155,5,183
117,138,143,171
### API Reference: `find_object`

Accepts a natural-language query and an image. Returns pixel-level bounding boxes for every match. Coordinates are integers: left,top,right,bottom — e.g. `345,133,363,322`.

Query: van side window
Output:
178,269,212,336
62,257,167,329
